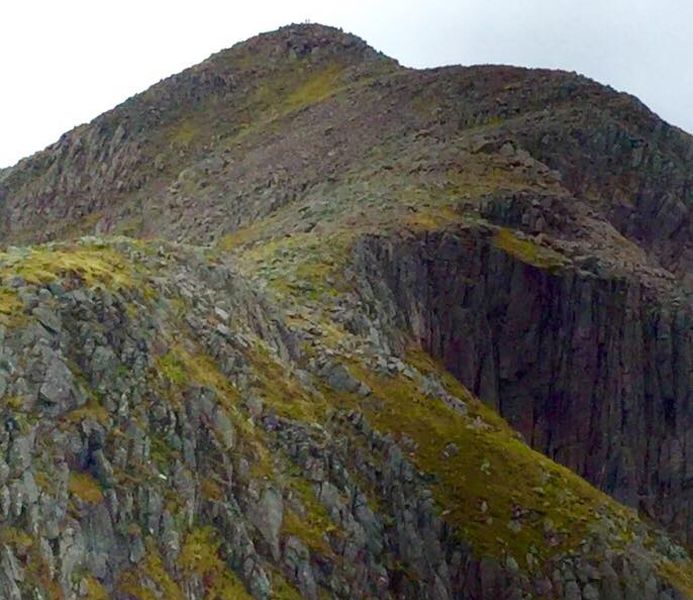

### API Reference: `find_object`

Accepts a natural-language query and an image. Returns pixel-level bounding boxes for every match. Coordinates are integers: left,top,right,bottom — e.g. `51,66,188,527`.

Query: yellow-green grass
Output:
68,472,104,504
343,349,635,565
282,473,340,556
154,341,275,479
246,343,328,422
118,538,184,600
493,228,567,270
658,559,693,599
179,527,252,599
83,576,109,600
0,287,24,326
0,244,135,288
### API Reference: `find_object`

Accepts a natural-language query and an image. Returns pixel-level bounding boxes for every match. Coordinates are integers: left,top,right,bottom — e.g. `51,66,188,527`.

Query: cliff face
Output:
0,238,689,600
0,22,691,600
353,227,692,545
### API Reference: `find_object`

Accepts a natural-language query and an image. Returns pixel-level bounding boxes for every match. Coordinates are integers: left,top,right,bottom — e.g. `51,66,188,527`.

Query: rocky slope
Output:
0,23,691,599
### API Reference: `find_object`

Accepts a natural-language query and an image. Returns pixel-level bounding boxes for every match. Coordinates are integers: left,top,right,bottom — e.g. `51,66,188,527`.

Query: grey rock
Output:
320,361,363,393
249,486,284,561
284,536,318,600
39,356,75,412
0,545,23,600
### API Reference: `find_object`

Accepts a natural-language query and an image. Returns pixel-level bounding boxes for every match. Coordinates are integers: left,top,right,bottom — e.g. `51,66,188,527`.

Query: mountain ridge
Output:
2,25,690,265
0,23,690,599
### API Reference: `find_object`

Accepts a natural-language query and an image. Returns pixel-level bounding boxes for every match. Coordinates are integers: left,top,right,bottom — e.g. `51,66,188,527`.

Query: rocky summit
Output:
0,23,691,599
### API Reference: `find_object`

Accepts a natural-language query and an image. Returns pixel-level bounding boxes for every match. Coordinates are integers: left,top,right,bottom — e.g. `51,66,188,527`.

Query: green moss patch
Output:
0,244,134,288
0,288,24,327
118,538,183,600
284,63,349,111
83,576,109,600
152,340,276,480
156,351,188,387
179,527,252,599
246,343,327,422
68,472,104,505
493,228,567,270
658,559,693,599
282,474,339,556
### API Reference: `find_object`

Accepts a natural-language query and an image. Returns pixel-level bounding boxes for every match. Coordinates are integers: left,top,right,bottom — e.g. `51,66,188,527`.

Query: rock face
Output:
0,22,691,600
354,228,692,545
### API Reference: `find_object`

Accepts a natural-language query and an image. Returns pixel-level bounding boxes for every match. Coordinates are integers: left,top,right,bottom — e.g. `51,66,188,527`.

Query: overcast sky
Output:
1,0,691,168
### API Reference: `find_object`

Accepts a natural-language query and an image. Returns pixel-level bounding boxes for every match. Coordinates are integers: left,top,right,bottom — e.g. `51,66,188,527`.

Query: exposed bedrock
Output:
353,229,692,544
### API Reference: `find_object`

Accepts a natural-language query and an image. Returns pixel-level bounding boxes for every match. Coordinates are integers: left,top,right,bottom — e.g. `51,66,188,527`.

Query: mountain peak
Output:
246,22,379,56
0,25,691,598
203,21,396,75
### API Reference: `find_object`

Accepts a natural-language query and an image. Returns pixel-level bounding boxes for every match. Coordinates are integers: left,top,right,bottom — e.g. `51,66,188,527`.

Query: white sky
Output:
1,0,691,168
